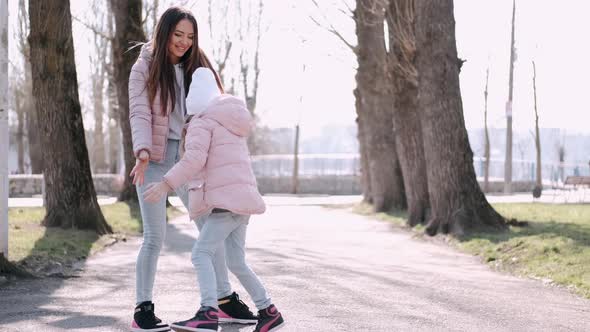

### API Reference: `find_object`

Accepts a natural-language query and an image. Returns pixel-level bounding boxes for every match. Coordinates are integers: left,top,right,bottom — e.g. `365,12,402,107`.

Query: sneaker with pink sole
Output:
170,306,218,332
131,301,170,332
217,292,258,324
253,304,285,332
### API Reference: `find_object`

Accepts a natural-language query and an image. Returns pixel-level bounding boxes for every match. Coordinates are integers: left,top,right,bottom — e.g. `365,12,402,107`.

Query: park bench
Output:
558,176,590,202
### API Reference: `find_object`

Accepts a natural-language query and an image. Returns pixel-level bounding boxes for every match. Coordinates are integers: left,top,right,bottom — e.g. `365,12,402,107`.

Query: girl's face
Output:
168,19,194,64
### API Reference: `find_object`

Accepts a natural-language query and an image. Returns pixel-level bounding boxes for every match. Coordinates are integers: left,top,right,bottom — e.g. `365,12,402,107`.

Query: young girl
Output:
144,68,285,332
128,6,257,332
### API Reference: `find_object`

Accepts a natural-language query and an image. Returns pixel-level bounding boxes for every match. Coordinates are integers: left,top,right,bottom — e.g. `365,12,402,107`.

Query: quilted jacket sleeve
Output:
128,57,153,157
163,119,213,190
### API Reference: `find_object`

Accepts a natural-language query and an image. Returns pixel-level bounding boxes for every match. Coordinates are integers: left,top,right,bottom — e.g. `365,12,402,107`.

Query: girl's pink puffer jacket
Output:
162,94,266,219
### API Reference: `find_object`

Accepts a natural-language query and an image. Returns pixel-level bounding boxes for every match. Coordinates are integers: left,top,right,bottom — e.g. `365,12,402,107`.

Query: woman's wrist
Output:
138,149,150,161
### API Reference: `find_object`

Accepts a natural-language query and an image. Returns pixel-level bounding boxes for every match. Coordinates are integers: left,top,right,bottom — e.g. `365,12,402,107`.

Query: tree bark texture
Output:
105,4,119,175
354,89,372,203
110,0,146,201
415,0,505,235
107,79,120,175
91,27,108,173
17,0,42,173
532,60,542,197
92,64,107,173
355,0,406,212
28,0,112,234
483,67,491,193
387,0,429,225
14,87,25,173
24,85,43,173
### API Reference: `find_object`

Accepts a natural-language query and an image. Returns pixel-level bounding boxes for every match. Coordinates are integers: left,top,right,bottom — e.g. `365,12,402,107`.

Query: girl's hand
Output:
130,150,149,185
143,181,172,203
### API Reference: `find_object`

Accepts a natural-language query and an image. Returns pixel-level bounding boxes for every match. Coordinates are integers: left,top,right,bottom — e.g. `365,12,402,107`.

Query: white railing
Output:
251,153,590,182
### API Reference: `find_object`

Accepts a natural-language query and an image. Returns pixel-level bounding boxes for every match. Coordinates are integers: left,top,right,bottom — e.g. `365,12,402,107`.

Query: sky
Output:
7,0,590,139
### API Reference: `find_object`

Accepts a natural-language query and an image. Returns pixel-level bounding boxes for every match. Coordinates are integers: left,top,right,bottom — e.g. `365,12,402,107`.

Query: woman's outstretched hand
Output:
130,150,150,186
143,181,172,203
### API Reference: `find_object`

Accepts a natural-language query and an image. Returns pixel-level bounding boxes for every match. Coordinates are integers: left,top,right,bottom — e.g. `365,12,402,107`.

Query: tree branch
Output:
72,15,113,41
309,0,357,54
342,0,354,15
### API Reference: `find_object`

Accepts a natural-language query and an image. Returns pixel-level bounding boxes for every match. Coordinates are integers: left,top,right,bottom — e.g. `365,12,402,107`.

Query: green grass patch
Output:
355,202,590,298
459,203,590,298
6,202,184,276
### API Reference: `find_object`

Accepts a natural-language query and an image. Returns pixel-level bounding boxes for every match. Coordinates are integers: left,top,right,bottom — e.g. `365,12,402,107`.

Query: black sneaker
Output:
170,306,218,332
131,301,170,332
254,304,285,332
217,292,258,324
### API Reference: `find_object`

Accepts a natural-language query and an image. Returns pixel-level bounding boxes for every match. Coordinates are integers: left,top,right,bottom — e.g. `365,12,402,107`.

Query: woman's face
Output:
167,19,194,64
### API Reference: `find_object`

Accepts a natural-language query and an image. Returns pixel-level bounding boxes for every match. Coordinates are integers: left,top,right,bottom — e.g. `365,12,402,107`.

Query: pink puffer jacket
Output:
162,94,266,219
128,42,171,162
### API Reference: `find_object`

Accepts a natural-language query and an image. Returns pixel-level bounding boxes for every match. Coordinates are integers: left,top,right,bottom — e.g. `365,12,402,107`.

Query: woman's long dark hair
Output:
148,6,223,115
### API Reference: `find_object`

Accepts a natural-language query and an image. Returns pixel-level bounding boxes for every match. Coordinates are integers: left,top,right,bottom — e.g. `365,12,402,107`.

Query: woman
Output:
128,7,257,332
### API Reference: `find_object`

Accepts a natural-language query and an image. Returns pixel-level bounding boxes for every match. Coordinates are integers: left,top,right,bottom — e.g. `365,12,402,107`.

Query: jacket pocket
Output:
187,179,205,214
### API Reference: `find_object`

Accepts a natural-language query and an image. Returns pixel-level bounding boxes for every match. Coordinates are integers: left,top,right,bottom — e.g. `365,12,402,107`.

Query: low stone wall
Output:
9,174,124,197
481,180,535,193
257,175,362,195
9,174,535,196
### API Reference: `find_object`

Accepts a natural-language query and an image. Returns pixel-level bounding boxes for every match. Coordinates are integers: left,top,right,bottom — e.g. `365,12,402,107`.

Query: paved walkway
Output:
8,188,590,209
1,198,589,331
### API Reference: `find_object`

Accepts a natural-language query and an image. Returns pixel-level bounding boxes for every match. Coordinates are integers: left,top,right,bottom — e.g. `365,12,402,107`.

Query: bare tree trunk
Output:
18,0,42,174
307,0,378,204
532,60,542,197
92,88,107,172
110,0,146,201
14,88,25,173
107,79,120,174
1,0,9,259
355,89,372,203
504,0,516,194
387,0,429,225
91,30,108,173
142,0,159,38
28,0,112,234
558,144,565,183
415,0,505,236
207,0,233,87
356,0,406,212
484,66,490,192
25,105,42,173
23,54,43,174
105,4,119,175
153,0,158,31
237,0,264,154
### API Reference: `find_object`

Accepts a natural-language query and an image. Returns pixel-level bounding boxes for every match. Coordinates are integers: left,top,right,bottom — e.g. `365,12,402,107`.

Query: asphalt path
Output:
1,200,589,331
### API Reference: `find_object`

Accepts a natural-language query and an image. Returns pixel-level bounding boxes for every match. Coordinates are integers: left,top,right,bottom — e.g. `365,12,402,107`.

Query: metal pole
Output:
1,0,10,258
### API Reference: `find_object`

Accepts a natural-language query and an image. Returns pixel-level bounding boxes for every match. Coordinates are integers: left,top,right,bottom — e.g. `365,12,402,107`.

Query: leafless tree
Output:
28,0,112,234
532,60,542,197
17,0,42,173
504,0,516,193
415,0,505,235
206,0,234,88
110,0,147,201
483,66,491,192
310,0,398,205
387,0,429,224
88,1,110,173
142,0,159,38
